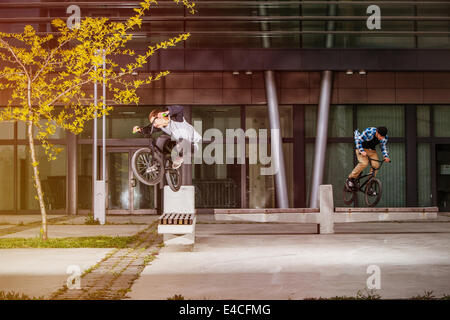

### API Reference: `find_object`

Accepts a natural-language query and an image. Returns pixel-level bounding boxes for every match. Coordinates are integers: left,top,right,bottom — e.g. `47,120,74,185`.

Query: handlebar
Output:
367,157,384,163
367,156,390,171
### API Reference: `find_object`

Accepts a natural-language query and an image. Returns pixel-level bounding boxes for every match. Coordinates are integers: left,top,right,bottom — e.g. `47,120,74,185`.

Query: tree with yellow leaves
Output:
0,0,196,240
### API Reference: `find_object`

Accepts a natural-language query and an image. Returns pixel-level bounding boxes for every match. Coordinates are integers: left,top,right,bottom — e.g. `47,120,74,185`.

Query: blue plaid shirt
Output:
354,127,389,159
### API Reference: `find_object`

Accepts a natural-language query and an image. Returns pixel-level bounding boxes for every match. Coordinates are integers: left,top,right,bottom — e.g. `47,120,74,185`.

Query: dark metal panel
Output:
223,50,265,70
405,105,418,206
301,49,341,70
185,49,223,70
264,50,302,70
417,50,450,70
376,49,418,70
339,50,379,70
160,49,184,70
158,49,450,71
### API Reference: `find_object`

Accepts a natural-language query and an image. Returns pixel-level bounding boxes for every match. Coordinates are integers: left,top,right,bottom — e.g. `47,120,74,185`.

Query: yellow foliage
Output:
0,0,195,162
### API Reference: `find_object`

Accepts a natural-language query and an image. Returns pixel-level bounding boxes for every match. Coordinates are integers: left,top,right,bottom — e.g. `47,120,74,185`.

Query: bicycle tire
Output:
165,158,182,192
131,148,164,186
365,178,382,207
342,185,356,205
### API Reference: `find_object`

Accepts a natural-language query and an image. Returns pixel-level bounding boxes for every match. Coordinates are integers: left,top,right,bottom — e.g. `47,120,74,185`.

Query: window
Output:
18,145,66,210
0,146,14,210
417,105,430,137
434,105,450,137
357,105,404,137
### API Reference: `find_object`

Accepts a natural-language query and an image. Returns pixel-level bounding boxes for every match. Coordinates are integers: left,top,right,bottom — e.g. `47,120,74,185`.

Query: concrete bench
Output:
158,213,196,245
158,186,196,246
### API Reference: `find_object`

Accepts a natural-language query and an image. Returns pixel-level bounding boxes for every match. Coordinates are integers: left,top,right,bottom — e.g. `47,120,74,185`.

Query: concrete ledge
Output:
213,186,438,235
335,207,439,213
214,212,319,223
333,211,437,223
214,208,319,214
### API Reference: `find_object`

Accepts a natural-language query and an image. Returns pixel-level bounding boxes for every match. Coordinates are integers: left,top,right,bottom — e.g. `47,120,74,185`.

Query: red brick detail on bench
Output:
159,213,194,225
334,207,439,213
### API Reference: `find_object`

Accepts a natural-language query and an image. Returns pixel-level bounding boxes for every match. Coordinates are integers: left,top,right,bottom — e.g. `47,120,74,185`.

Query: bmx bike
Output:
342,156,389,207
131,126,183,192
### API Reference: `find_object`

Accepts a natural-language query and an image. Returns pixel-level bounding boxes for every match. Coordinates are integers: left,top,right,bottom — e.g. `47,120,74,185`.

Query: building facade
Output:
0,1,449,214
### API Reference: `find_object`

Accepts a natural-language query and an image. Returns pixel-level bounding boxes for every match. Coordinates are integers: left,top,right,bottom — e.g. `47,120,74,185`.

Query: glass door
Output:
437,145,450,212
104,148,157,214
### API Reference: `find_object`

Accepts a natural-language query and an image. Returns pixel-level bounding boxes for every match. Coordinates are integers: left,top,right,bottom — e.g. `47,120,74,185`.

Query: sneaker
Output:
172,156,184,169
346,178,356,191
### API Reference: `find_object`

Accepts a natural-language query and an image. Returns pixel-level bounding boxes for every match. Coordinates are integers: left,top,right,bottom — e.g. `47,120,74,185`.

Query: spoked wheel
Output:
365,178,382,207
342,185,356,205
165,158,182,192
131,148,164,186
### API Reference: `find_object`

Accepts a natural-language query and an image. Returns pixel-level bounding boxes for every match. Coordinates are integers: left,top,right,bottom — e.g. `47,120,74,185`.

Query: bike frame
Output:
143,123,174,171
354,157,385,192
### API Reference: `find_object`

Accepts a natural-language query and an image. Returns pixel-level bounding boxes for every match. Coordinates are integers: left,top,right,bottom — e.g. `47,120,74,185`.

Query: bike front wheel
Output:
165,158,182,192
131,148,164,186
342,185,356,205
365,178,382,207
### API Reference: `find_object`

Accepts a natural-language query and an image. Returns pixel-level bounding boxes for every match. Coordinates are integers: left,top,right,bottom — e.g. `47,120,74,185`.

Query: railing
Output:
193,179,239,208
1,1,449,48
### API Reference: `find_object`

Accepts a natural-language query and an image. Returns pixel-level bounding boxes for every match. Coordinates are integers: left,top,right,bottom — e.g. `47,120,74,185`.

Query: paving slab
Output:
54,215,158,225
129,222,450,300
0,215,64,225
0,248,113,298
0,225,148,239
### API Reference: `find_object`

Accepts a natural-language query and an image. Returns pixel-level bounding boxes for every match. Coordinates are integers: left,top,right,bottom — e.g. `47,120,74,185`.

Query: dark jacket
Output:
139,105,185,135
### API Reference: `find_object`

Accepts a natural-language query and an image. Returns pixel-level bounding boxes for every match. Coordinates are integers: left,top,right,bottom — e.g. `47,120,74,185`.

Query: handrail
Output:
1,16,450,23
0,1,448,8
32,31,450,36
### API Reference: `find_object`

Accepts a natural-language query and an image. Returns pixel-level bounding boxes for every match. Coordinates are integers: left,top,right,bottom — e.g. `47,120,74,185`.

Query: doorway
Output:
101,148,158,214
437,144,450,212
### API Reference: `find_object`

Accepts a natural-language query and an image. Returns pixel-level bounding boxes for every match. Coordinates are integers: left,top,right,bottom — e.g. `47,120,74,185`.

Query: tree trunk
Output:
28,121,48,240
27,79,48,240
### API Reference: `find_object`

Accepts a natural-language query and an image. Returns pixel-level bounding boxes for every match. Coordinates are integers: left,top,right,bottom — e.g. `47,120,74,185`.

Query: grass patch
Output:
167,294,185,300
0,236,139,248
305,289,450,300
84,215,100,225
0,291,44,300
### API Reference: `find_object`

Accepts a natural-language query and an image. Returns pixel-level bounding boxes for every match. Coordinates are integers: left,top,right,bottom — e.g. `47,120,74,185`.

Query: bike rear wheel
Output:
365,178,382,207
342,185,356,205
165,158,182,192
131,148,164,186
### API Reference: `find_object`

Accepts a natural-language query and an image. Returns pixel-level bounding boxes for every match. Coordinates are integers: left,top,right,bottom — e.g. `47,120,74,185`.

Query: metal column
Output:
68,132,77,215
309,71,333,208
309,1,337,208
264,71,289,208
92,52,106,225
92,63,98,215
259,4,288,208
